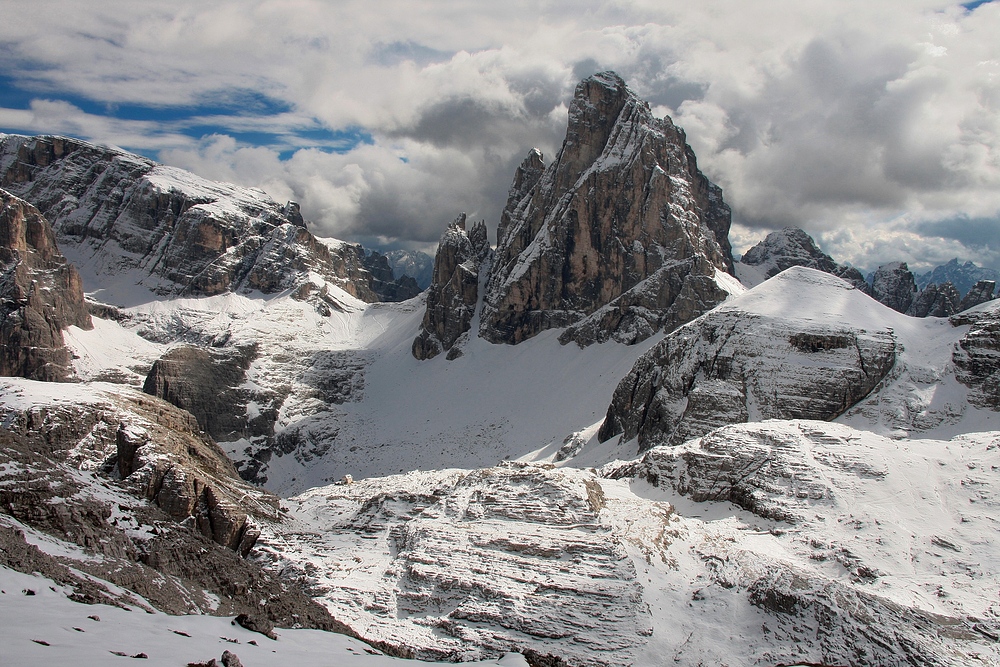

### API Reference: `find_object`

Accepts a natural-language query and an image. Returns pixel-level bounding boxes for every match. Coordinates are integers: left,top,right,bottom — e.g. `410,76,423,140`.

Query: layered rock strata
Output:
0,134,414,302
412,214,490,360
480,72,735,347
0,377,339,631
952,302,1000,410
0,189,92,380
599,268,898,452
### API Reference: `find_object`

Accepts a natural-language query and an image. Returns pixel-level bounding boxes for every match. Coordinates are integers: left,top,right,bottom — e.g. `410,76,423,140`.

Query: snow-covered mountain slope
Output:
600,267,1000,454
0,133,417,306
58,265,657,494
253,420,1000,666
0,565,526,667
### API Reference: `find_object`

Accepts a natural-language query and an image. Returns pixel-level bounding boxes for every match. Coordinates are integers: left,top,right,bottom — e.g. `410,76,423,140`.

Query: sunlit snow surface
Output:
10,246,1000,664
0,566,526,667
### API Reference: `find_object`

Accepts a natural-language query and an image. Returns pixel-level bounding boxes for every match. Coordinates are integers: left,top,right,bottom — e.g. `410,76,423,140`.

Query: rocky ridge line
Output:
0,133,417,304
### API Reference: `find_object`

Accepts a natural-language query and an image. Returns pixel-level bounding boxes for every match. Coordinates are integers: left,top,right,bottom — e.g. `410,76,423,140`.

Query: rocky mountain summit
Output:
0,189,92,380
737,226,869,291
0,134,417,304
477,72,735,348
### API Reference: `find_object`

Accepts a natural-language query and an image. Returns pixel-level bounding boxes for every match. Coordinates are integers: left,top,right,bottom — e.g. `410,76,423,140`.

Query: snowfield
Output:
0,565,527,667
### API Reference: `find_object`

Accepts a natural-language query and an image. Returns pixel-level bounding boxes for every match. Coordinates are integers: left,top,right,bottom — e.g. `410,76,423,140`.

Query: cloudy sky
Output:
2,0,998,272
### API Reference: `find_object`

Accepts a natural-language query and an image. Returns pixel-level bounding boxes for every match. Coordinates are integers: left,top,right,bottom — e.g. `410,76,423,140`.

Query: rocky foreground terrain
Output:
1,72,999,667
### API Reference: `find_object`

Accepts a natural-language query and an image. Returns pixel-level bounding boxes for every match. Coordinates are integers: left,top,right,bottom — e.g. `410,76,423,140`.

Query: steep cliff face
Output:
870,262,918,313
599,268,898,452
907,281,962,317
412,214,490,360
0,189,92,381
958,279,996,312
952,302,1000,410
479,72,735,347
0,134,415,302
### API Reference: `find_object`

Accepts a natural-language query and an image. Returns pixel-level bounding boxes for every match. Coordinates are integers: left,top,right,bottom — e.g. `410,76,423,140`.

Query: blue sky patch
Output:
0,75,370,160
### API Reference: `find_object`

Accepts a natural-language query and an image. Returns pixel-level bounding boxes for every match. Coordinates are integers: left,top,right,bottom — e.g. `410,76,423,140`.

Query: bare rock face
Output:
907,281,961,317
952,303,1000,410
0,379,340,630
142,344,279,443
0,189,92,380
958,279,996,312
255,463,650,666
480,72,734,347
110,392,276,555
0,134,414,302
412,213,490,360
870,262,917,313
738,227,870,293
599,268,898,452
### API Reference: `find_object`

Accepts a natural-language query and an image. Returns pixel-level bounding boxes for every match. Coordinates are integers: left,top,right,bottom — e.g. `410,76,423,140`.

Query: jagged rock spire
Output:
479,71,735,347
412,213,491,360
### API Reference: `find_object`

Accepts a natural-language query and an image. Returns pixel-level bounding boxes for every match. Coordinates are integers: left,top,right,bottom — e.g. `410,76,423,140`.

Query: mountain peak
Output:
479,73,734,347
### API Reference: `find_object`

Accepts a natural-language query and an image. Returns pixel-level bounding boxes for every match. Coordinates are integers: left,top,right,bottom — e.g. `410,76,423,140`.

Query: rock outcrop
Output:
0,134,415,302
0,189,92,380
907,281,961,317
958,279,996,312
0,377,340,632
143,344,271,443
255,463,650,666
737,227,869,292
599,268,898,452
870,262,917,313
412,214,490,360
479,72,734,348
952,302,1000,410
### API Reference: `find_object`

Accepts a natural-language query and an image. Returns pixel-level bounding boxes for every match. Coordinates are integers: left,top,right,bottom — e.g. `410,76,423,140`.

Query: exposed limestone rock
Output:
599,268,898,452
952,303,1000,410
0,189,92,381
0,378,339,631
480,72,734,348
958,279,996,312
412,214,490,360
907,281,961,317
143,344,270,442
738,227,870,293
0,134,414,302
255,463,649,666
870,262,917,313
